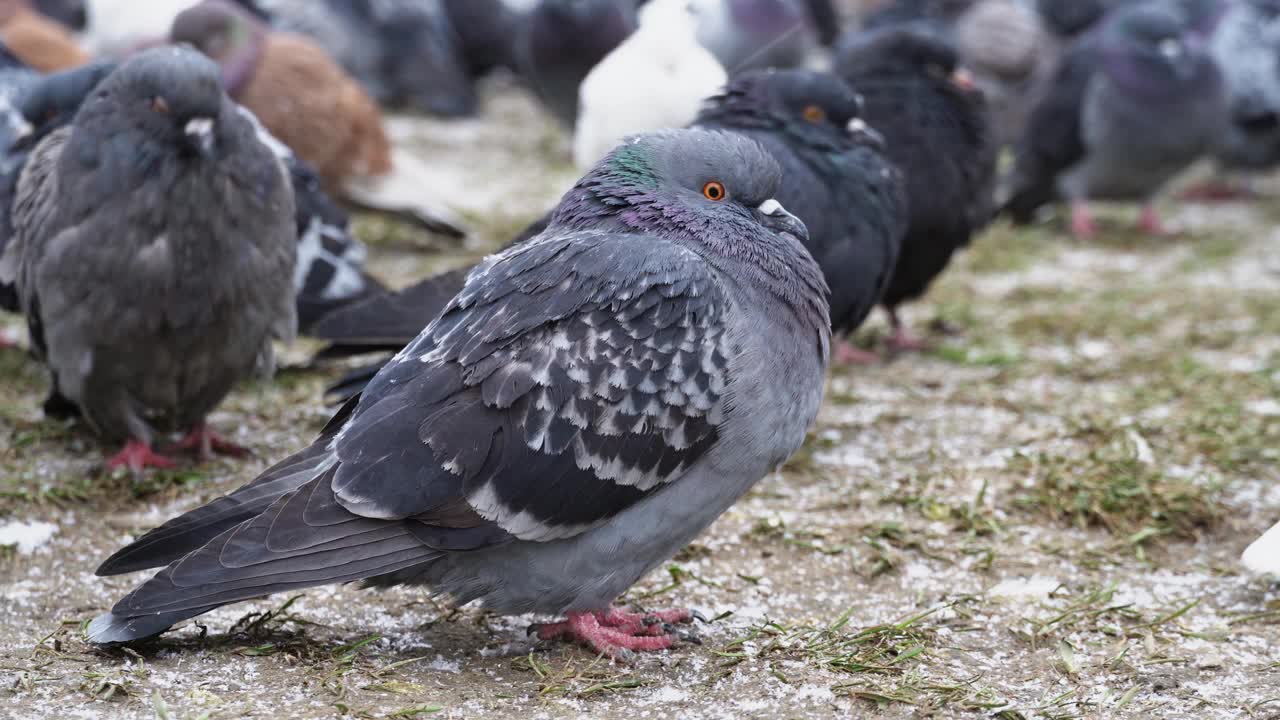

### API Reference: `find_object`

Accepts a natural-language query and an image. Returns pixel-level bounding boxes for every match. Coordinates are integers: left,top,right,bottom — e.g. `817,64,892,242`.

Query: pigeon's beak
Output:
846,117,886,151
756,198,809,244
184,117,216,159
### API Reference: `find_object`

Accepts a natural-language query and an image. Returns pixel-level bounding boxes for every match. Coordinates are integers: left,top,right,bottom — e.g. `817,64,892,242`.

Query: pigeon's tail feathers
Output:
96,399,361,576
310,269,468,358
1242,520,1280,575
325,360,388,404
89,469,439,645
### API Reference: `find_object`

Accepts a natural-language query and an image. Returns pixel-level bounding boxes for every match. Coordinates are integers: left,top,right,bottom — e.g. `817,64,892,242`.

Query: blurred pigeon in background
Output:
516,0,637,128
172,0,466,237
0,0,88,72
441,0,524,78
695,68,907,362
87,128,831,658
0,47,296,473
835,25,995,351
692,0,818,72
0,41,36,316
80,0,268,58
0,59,379,338
262,0,477,117
1002,0,1227,238
573,0,726,170
1207,0,1280,178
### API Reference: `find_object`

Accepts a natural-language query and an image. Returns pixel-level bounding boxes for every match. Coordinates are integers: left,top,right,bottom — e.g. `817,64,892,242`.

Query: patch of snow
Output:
0,520,57,554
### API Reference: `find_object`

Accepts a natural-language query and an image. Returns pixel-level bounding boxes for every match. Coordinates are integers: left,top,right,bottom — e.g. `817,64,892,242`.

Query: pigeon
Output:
1207,0,1280,176
691,0,817,72
171,0,391,191
0,59,376,337
0,46,296,473
31,0,85,29
87,128,831,658
573,0,727,170
695,68,907,363
1243,521,1280,574
834,25,995,351
441,0,523,78
80,0,268,58
262,0,477,117
1002,0,1227,238
515,0,638,128
0,0,88,72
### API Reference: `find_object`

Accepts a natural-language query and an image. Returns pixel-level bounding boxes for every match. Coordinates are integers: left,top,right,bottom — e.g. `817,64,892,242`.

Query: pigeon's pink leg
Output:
173,423,251,461
535,607,698,660
885,308,930,353
1069,201,1097,239
106,440,178,474
1137,205,1167,236
834,340,881,365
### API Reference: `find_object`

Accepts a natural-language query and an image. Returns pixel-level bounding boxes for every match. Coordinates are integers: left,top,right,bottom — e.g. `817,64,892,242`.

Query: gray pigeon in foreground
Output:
0,46,296,473
1002,0,1226,238
88,128,831,659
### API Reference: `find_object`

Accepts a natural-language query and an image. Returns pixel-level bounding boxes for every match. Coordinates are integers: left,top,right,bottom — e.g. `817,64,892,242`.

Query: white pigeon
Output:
1243,521,1280,574
80,0,202,57
572,0,727,170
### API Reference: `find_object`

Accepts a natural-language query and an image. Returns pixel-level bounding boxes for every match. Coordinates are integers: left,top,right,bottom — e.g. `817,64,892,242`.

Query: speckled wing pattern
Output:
335,231,730,542
92,231,732,624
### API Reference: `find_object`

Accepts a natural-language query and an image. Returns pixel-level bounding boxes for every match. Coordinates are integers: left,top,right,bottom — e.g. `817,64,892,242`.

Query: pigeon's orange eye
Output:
802,104,826,123
702,181,726,201
151,96,170,114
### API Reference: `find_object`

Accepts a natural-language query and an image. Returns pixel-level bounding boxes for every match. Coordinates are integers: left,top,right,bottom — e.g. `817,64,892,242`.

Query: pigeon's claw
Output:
106,440,178,475
536,607,700,660
172,423,251,462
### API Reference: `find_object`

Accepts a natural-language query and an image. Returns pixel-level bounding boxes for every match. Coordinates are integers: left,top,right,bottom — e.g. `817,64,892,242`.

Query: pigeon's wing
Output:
333,231,730,537
1002,38,1099,223
90,231,730,642
310,268,467,357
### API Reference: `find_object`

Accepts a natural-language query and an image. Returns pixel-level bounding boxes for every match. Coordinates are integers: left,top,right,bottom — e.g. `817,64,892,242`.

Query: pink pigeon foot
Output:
172,423,251,462
534,607,700,660
1137,205,1168,236
885,308,930,354
834,340,881,364
1069,201,1096,239
106,440,178,475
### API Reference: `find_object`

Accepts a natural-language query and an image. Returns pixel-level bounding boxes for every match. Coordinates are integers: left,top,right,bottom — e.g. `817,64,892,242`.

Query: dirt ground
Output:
1,78,1278,720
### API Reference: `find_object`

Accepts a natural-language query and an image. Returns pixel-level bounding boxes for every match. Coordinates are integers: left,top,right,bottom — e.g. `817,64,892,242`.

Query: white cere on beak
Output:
184,117,214,140
847,118,869,134
757,198,785,216
1158,37,1183,61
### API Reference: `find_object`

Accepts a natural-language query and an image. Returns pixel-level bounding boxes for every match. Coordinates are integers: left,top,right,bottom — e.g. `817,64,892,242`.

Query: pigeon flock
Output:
0,0,1273,662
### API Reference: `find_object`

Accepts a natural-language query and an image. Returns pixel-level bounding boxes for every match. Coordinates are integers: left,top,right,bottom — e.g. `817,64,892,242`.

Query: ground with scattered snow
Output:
1,78,1277,720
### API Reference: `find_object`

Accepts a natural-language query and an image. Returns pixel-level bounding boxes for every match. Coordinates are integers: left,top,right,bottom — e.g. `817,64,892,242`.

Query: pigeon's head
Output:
78,47,230,162
170,0,267,95
836,26,982,100
706,69,884,149
1101,2,1220,96
13,61,115,151
557,128,810,252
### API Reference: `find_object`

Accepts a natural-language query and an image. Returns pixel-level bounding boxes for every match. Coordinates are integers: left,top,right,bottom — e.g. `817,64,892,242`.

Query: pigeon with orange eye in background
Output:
834,25,996,353
695,68,908,364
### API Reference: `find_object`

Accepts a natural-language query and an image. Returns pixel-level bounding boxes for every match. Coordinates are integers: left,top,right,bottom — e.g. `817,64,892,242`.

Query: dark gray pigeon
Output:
0,46,296,473
88,128,831,659
1002,0,1227,238
261,0,477,117
0,41,38,314
1208,0,1280,175
834,25,996,351
691,0,818,72
0,59,377,337
441,0,523,78
695,68,907,363
516,0,637,128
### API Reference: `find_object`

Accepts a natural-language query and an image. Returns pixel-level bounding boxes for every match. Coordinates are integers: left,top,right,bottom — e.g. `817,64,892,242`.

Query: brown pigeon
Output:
0,0,88,73
170,0,391,191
